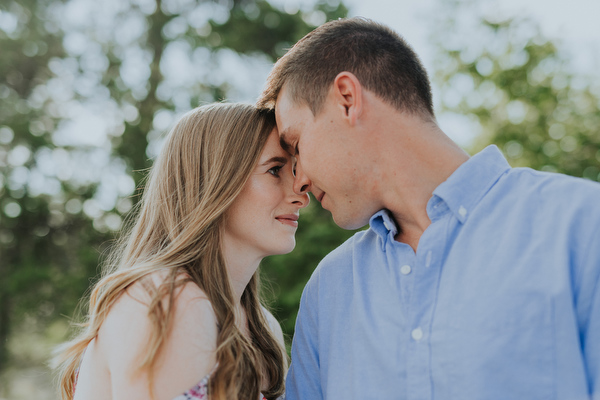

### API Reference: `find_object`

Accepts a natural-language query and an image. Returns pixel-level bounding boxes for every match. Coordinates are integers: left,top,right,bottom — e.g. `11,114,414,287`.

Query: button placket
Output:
404,214,451,400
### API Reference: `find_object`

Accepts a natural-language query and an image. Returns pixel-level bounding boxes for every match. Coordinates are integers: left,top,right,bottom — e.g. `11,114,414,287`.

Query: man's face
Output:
274,85,377,230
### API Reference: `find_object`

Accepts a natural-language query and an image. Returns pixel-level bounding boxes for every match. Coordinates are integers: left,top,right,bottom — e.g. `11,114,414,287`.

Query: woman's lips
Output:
275,214,299,227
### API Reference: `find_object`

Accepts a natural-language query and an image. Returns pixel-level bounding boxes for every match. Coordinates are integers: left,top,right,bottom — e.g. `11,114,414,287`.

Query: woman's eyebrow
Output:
260,156,288,166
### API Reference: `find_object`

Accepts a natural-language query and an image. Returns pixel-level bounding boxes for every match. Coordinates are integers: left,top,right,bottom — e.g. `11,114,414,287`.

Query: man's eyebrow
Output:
260,156,288,166
279,131,292,153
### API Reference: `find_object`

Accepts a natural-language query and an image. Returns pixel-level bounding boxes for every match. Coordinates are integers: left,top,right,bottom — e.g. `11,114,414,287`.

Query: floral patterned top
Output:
172,371,270,400
75,362,271,400
171,372,211,400
75,368,270,400
74,304,281,399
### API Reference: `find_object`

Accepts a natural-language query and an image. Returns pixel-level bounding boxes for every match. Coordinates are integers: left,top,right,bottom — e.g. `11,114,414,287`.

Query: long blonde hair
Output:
54,103,285,400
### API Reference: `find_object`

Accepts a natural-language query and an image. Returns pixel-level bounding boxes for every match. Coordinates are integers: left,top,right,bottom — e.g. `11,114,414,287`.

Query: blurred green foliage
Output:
0,0,106,373
0,0,349,387
1,0,600,397
432,3,600,175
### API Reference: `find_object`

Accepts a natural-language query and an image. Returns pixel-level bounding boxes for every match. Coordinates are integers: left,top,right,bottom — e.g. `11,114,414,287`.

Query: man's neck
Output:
374,114,469,252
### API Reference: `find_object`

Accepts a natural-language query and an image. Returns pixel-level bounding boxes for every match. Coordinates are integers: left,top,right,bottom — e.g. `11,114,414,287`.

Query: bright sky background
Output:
264,0,600,146
346,0,600,76
340,0,600,145
5,0,598,219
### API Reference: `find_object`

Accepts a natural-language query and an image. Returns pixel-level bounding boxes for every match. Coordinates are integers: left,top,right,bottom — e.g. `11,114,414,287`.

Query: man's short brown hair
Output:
257,17,434,118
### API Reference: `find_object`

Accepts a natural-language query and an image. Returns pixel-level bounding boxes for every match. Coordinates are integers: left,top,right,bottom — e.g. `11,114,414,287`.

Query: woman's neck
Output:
220,236,263,304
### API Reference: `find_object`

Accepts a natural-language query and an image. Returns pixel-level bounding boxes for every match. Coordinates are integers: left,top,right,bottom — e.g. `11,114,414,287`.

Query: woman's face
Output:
223,128,310,260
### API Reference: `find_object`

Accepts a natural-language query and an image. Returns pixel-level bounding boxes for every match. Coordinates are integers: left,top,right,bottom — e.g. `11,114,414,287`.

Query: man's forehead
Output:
274,85,313,151
275,84,310,120
274,107,293,141
274,84,292,114
274,93,291,131
275,93,300,139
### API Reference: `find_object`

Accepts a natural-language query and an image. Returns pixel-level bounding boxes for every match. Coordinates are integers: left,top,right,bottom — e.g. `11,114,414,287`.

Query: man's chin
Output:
331,211,369,231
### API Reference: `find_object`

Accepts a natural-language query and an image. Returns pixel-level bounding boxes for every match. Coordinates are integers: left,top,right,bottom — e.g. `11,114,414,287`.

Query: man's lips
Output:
275,214,299,227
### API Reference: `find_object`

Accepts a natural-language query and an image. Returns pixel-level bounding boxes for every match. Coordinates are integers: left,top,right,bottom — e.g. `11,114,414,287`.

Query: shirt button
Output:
411,328,423,341
458,206,467,217
400,265,412,275
383,220,394,231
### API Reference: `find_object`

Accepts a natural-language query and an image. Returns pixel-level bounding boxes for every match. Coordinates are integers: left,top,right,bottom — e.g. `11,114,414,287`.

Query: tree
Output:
432,0,600,179
0,0,350,394
0,0,106,372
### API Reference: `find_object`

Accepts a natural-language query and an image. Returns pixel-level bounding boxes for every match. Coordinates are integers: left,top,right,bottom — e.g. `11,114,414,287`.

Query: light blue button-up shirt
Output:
286,145,600,400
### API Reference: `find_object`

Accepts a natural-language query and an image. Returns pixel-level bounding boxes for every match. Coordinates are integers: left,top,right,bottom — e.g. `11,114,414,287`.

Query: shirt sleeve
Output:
285,277,323,400
580,222,600,397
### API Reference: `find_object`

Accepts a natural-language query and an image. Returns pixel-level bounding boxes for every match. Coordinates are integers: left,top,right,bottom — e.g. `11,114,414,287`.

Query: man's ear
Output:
332,72,363,126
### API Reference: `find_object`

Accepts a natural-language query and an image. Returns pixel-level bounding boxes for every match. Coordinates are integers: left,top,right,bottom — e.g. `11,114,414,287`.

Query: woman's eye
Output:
268,166,283,177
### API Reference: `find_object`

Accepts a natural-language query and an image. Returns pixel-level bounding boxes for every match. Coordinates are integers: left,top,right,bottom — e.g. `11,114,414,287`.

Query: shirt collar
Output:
431,145,511,223
369,209,398,247
367,145,510,243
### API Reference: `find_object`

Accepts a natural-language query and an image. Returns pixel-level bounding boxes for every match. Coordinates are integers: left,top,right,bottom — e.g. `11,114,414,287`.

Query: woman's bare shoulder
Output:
99,272,218,345
95,271,219,399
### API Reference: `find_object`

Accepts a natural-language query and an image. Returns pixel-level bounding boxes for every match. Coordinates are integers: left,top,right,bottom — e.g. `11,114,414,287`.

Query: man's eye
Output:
268,166,283,177
292,157,297,177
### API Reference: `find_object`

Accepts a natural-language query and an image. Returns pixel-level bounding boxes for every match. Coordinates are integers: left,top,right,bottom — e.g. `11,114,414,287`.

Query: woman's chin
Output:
267,239,296,257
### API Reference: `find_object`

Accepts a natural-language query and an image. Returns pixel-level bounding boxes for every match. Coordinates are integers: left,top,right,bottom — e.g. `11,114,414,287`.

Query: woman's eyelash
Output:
268,165,283,176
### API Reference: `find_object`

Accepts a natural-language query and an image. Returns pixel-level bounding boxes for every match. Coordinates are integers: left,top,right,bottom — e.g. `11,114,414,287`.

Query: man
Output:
257,17,600,400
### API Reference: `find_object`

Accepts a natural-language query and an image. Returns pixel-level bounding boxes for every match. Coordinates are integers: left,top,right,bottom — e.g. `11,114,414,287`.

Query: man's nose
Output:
293,159,311,195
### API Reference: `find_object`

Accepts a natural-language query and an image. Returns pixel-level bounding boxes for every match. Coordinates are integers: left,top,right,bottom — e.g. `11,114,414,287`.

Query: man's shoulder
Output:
489,168,600,233
323,228,377,265
507,167,600,193
503,168,600,204
305,228,377,286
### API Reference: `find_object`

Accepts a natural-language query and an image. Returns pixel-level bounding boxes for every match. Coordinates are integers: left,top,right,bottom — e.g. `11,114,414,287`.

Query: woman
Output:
54,103,309,400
